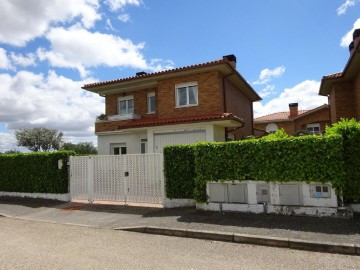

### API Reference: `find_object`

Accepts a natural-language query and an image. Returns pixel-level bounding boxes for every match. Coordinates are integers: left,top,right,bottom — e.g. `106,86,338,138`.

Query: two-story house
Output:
254,103,330,136
319,28,360,123
82,54,261,155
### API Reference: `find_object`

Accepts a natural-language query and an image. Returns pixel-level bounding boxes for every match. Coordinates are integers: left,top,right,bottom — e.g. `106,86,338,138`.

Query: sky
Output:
0,0,360,152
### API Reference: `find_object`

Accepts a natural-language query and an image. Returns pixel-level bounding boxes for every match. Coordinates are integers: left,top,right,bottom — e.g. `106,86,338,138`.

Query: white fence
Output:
69,154,164,204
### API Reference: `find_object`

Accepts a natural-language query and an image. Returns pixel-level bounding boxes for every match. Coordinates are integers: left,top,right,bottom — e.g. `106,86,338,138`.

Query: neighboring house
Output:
253,103,330,136
319,28,360,123
83,54,261,155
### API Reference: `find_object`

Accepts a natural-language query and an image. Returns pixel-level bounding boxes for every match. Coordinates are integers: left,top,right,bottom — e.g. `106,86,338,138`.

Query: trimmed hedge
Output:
0,151,74,194
163,145,196,199
163,136,345,202
326,119,360,202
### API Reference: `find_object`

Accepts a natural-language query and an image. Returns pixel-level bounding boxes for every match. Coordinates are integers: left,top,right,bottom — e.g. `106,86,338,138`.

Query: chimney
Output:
223,54,236,69
289,103,298,117
136,71,147,76
350,28,360,55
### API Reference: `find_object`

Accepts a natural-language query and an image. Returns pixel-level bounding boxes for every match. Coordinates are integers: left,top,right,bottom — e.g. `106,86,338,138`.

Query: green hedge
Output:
163,145,196,199
0,151,74,194
163,136,345,202
326,119,360,202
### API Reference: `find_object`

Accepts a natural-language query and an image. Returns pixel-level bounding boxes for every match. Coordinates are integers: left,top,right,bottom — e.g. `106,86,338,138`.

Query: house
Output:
253,103,330,135
319,28,360,123
82,54,261,155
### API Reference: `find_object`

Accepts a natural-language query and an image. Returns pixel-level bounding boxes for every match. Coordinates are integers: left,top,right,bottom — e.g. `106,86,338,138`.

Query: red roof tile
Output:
113,113,244,130
323,72,343,79
83,58,230,89
254,110,309,122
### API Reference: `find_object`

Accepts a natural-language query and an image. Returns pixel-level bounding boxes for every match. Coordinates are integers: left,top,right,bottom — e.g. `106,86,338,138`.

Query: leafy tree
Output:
261,128,289,140
4,150,21,154
14,127,63,152
62,142,97,155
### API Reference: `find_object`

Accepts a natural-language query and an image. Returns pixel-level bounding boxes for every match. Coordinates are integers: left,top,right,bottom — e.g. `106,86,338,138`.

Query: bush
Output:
325,118,360,202
163,145,196,199
0,151,74,194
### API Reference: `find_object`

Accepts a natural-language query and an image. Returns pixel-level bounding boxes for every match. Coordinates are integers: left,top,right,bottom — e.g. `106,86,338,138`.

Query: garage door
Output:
154,129,206,153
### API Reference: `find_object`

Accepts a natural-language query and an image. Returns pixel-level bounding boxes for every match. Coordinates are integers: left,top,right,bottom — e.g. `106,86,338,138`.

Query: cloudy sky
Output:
0,0,359,152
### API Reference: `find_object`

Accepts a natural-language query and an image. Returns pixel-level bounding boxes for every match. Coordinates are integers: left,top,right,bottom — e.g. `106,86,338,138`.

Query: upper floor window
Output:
176,82,198,107
307,123,320,135
118,96,134,115
266,123,278,134
147,92,156,114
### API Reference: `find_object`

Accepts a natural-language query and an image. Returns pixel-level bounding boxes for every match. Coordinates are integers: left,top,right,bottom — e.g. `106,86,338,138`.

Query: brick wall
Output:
224,79,253,138
331,82,355,123
354,73,360,120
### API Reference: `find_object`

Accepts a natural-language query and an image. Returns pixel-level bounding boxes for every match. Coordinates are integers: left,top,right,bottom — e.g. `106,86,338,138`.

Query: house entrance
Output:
69,154,164,205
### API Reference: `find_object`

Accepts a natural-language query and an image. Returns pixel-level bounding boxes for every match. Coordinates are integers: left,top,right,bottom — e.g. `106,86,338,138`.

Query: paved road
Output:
0,217,359,270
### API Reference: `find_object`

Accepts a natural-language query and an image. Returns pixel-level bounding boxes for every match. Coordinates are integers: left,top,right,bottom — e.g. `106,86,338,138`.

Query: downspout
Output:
222,70,235,141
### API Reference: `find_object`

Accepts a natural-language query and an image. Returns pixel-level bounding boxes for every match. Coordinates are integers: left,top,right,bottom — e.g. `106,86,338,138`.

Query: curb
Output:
115,226,359,256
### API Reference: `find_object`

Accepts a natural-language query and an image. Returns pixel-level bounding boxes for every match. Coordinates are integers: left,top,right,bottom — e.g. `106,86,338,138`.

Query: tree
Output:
62,142,97,155
14,127,63,152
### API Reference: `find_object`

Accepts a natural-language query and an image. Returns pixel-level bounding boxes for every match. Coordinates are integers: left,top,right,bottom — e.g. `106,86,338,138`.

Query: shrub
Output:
0,151,74,194
163,145,196,199
325,118,360,202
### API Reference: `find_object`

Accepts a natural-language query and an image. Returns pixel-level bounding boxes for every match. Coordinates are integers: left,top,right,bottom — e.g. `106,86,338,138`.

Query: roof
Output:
97,113,244,131
83,59,226,89
319,37,360,96
82,57,261,102
254,104,329,123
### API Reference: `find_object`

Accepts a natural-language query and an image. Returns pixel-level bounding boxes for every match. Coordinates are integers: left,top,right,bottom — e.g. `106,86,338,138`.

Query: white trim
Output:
0,192,70,202
118,95,134,116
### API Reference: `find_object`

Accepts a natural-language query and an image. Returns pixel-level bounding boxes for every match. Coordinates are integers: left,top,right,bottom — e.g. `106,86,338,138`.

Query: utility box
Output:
309,184,331,198
208,183,228,202
228,183,247,203
256,184,270,203
279,184,302,205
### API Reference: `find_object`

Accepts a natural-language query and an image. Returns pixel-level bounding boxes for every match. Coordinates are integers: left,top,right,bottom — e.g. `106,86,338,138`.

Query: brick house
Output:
83,55,261,155
253,103,330,136
319,28,360,123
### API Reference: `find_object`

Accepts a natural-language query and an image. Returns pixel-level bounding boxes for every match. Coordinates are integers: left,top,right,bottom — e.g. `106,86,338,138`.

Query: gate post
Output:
160,154,165,206
88,156,94,203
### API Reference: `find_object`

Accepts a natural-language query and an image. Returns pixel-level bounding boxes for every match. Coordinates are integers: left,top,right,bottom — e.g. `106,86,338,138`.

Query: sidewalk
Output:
0,196,359,255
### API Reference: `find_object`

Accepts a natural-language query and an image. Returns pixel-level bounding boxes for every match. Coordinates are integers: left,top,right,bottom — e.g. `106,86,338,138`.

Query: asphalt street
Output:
1,217,359,270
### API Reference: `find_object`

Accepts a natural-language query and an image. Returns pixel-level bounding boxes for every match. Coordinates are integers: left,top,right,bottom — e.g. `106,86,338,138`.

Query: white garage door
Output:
154,129,206,153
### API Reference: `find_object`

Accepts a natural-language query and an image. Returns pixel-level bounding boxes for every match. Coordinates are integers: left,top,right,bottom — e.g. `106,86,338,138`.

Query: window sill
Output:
175,104,198,109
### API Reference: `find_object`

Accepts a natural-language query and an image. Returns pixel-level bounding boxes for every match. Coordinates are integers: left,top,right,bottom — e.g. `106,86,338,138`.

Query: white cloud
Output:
0,48,13,70
340,18,360,47
105,0,142,11
0,70,103,143
118,14,131,23
258,85,276,98
337,0,359,15
253,80,328,117
10,52,36,67
38,26,174,77
253,66,286,85
0,132,19,153
0,0,101,46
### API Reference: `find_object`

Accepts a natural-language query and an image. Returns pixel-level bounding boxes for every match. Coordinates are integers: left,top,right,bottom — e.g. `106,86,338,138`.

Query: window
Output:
140,139,148,154
266,123,278,133
176,82,198,107
118,96,134,115
147,92,156,113
310,184,331,198
111,143,127,155
307,123,320,135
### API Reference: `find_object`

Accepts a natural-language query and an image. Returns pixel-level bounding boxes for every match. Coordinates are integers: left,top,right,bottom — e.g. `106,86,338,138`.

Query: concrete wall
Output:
98,132,147,155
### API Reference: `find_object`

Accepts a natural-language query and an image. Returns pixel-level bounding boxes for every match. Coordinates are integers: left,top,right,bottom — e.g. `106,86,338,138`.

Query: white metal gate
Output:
69,154,164,204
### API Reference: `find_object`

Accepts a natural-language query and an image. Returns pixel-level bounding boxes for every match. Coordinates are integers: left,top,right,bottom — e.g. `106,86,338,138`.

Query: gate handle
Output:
125,171,129,177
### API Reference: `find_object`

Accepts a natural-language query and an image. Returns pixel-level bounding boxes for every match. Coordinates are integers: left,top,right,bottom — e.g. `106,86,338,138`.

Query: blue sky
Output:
0,0,360,152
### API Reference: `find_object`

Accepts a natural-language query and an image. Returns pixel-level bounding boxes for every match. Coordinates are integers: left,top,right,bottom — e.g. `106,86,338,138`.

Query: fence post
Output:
88,156,94,203
160,154,165,206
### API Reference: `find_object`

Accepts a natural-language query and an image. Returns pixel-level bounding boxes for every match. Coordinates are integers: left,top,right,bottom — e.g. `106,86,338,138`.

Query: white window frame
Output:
306,123,320,135
175,82,198,108
140,139,148,154
118,95,134,116
147,92,156,114
110,143,127,155
266,123,278,133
